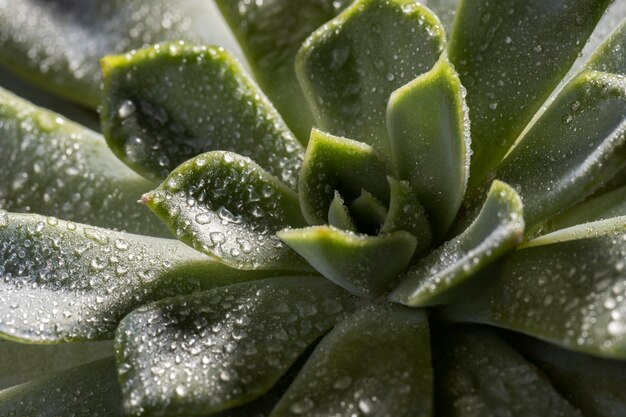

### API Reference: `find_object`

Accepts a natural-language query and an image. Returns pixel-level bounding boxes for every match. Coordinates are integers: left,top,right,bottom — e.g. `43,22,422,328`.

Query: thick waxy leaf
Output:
278,226,417,298
144,151,310,271
0,211,268,343
442,217,626,358
387,53,470,238
327,192,357,232
450,0,612,188
586,19,626,76
514,335,626,417
101,43,304,186
271,304,432,417
390,180,524,307
0,0,238,107
115,277,358,417
299,129,390,225
380,177,432,256
0,357,122,417
349,189,388,234
496,70,626,229
297,0,446,165
215,0,351,141
434,327,582,417
0,87,167,237
0,339,112,389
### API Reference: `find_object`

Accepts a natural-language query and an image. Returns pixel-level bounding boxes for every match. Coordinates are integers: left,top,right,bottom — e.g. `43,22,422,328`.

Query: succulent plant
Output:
1,0,626,416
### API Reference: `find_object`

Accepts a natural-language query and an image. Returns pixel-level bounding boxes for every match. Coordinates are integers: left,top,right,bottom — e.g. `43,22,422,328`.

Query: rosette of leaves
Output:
1,0,626,416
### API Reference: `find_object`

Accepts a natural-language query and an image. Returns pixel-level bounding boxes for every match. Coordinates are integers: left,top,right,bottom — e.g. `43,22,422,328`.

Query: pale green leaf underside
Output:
215,0,352,141
390,180,524,307
0,0,230,108
145,151,311,272
101,43,303,187
387,53,470,239
278,226,417,299
450,0,612,188
0,211,268,343
115,277,358,417
0,87,168,237
434,327,582,417
271,305,432,417
297,0,446,167
442,217,626,359
0,357,122,417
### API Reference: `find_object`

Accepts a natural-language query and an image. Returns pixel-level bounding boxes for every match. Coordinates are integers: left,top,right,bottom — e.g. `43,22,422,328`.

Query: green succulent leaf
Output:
380,177,432,256
327,192,357,233
450,0,612,188
496,70,626,230
390,180,524,307
299,129,390,225
144,151,311,272
0,357,122,417
434,327,582,417
514,335,626,417
278,226,417,298
0,339,113,390
115,277,358,417
215,0,351,141
586,18,626,76
0,211,268,343
349,189,388,235
101,43,304,186
442,216,626,358
387,53,470,238
296,0,446,166
271,304,432,417
0,87,167,237
0,0,231,108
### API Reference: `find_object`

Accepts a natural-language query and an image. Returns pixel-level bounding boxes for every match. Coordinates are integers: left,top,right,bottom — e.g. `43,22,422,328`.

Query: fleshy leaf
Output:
327,192,357,232
144,151,311,271
101,43,304,187
296,0,446,165
387,53,470,238
449,0,612,188
380,177,432,256
271,304,432,417
0,339,112,390
0,0,237,107
514,335,626,417
496,70,626,229
278,226,417,298
215,0,351,141
0,87,167,237
442,217,626,358
115,277,358,417
434,327,582,417
299,129,390,225
586,18,626,76
349,189,388,235
0,357,122,417
390,180,524,307
0,211,268,343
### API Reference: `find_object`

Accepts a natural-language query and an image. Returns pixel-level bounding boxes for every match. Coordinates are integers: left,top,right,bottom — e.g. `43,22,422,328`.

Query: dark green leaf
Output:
144,151,311,271
215,0,351,141
297,0,446,166
496,70,626,229
0,357,122,417
390,180,524,307
299,129,389,225
271,304,432,417
387,53,470,238
278,226,417,298
0,87,167,237
349,189,388,234
327,192,357,232
115,277,358,417
0,211,268,343
449,0,611,188
101,43,304,186
434,327,582,417
442,217,626,358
